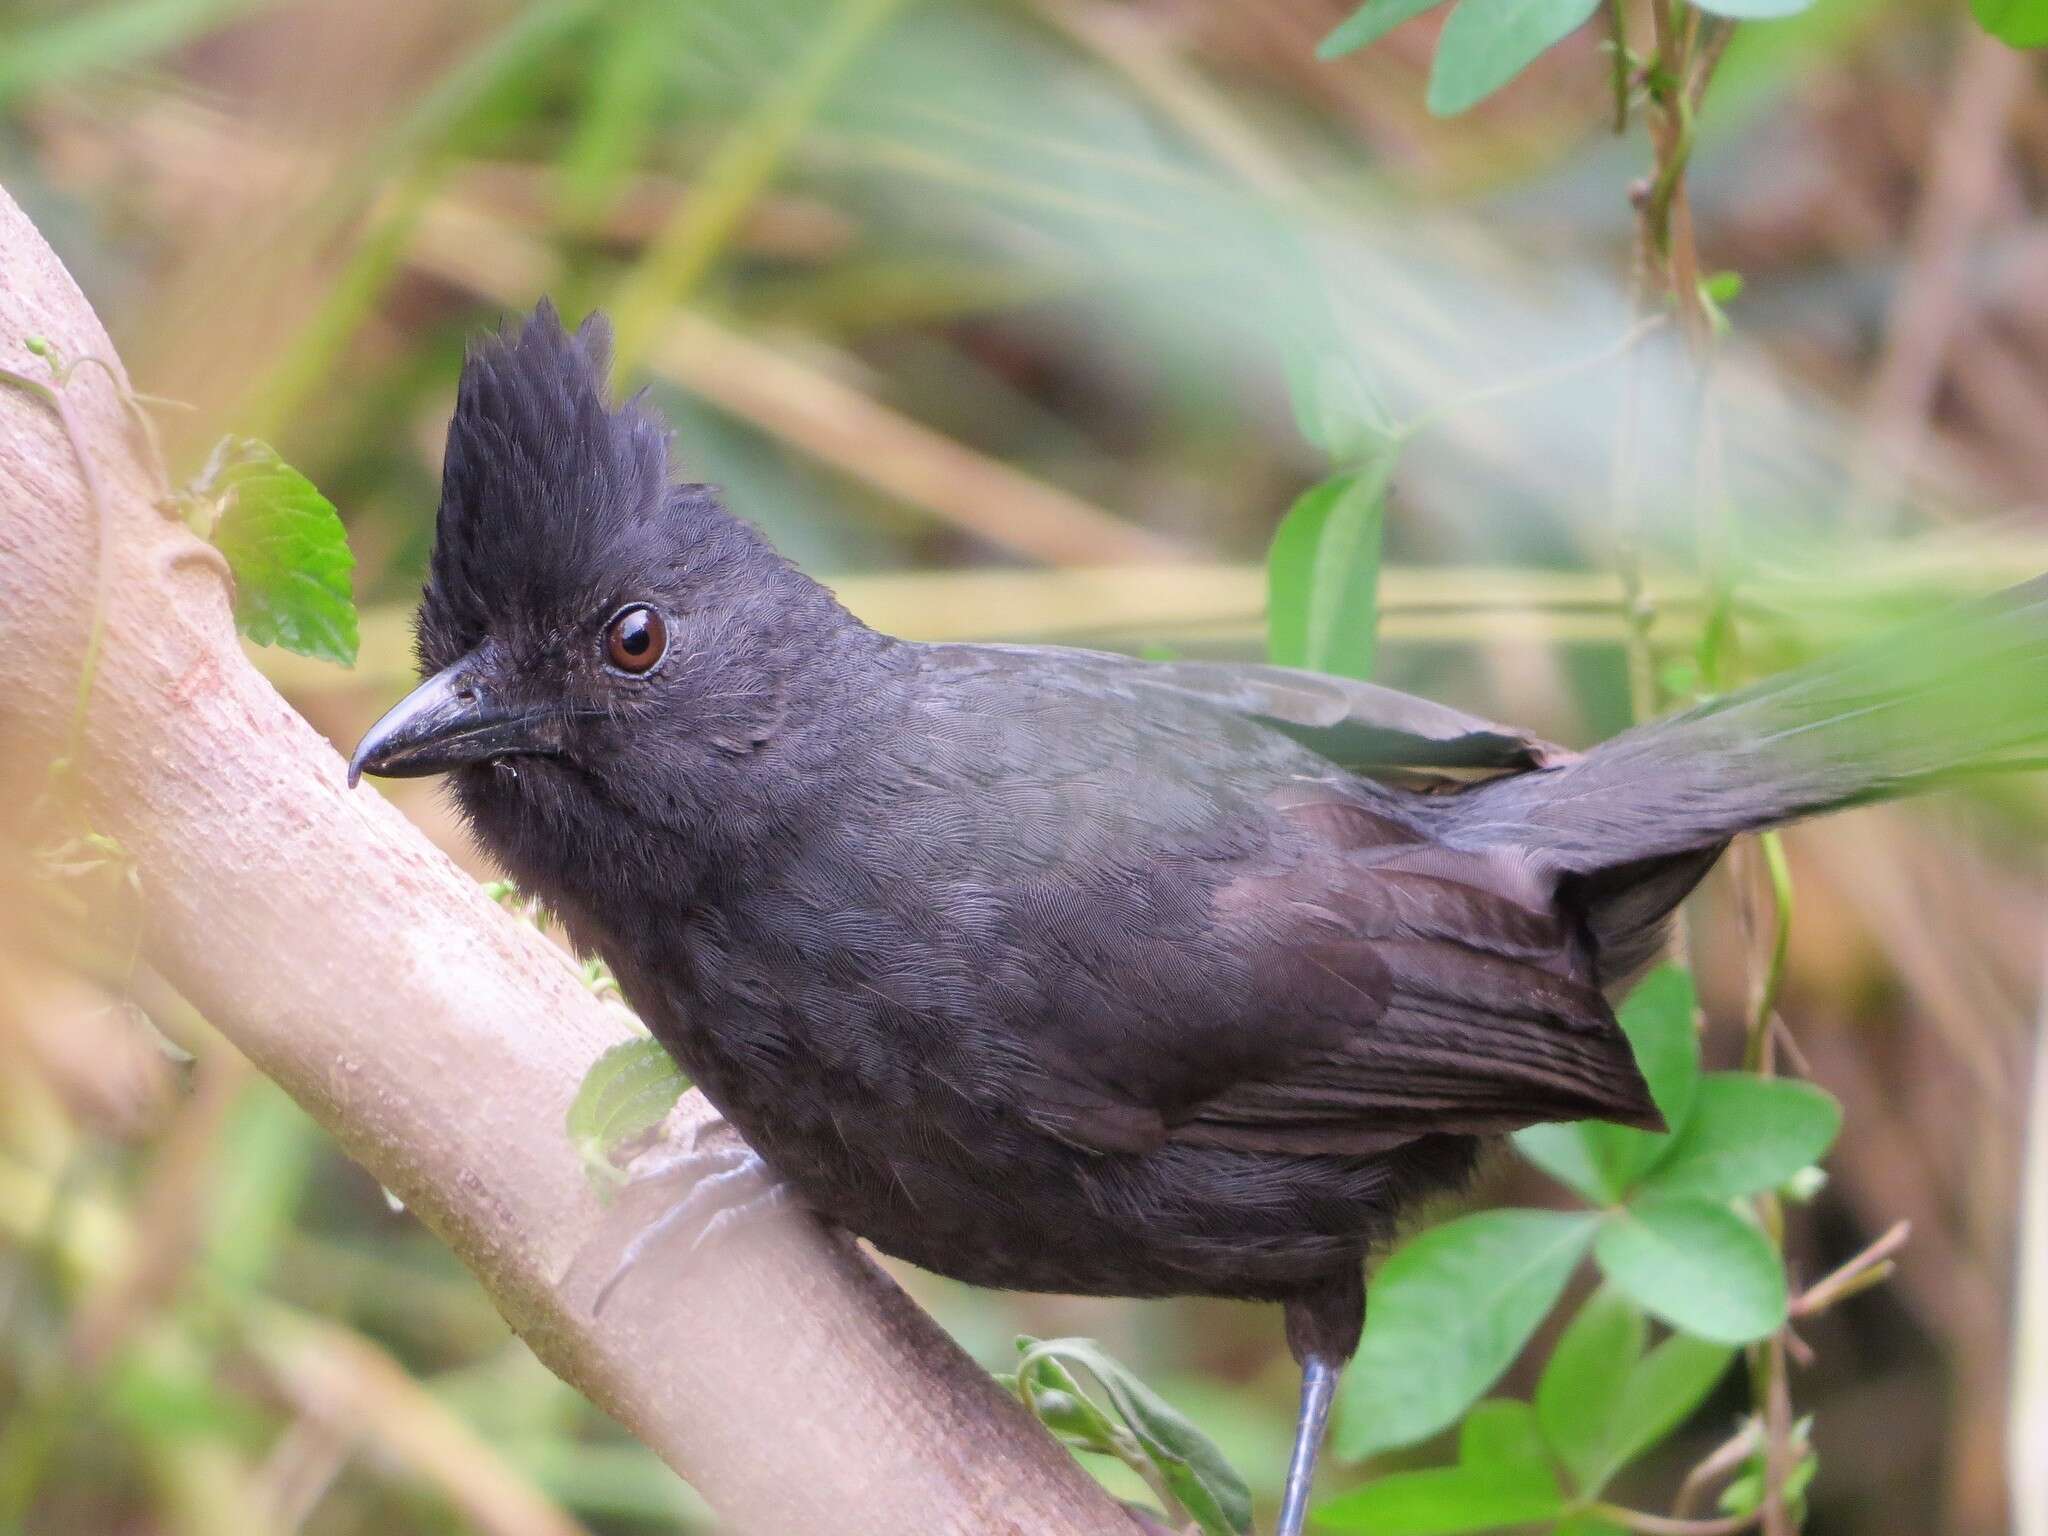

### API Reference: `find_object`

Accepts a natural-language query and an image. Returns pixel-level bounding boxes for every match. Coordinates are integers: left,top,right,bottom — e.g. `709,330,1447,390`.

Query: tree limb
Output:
0,182,1141,1536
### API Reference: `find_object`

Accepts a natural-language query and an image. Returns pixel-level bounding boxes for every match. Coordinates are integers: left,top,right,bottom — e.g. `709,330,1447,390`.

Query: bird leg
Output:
1277,1273,1364,1536
1275,1353,1340,1536
571,1110,799,1313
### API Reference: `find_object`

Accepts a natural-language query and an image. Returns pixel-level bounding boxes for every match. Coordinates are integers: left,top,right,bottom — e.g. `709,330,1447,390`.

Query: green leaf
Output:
1536,1288,1645,1493
1578,965,1699,1195
1970,0,2048,46
1594,1202,1787,1344
1425,0,1602,116
1335,1209,1598,1460
1720,1445,1817,1516
1637,1076,1842,1202
1316,1401,1563,1534
1458,1399,1551,1476
1511,1123,1611,1205
1553,1518,1631,1536
1596,1332,1735,1486
1515,966,1699,1203
1017,1338,1253,1536
1317,0,1455,59
1267,460,1392,681
1692,0,1817,14
200,437,359,665
1011,1346,1125,1453
1284,347,1395,462
566,1037,689,1185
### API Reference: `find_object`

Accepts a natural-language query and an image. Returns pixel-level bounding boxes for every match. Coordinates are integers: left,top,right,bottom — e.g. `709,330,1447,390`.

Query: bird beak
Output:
348,649,562,787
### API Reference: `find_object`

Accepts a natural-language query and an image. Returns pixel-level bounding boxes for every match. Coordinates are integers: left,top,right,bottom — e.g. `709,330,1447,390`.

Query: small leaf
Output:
203,437,359,665
1425,0,1602,116
1267,461,1393,681
1018,1338,1253,1536
1594,1202,1787,1344
1012,1345,1125,1453
1317,0,1455,59
1719,1445,1817,1516
1637,1076,1841,1202
1969,0,2048,46
1335,1209,1598,1460
566,1038,689,1185
1597,1333,1735,1486
1316,1401,1562,1534
1536,1288,1645,1493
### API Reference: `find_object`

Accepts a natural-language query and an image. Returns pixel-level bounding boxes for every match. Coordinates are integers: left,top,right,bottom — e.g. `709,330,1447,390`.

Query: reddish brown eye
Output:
604,604,667,674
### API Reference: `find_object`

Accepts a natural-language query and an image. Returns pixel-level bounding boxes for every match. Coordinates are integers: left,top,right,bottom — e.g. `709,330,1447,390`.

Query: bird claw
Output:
571,1113,798,1314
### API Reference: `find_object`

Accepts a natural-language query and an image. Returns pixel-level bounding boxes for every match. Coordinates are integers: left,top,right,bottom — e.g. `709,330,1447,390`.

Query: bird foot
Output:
569,1111,798,1313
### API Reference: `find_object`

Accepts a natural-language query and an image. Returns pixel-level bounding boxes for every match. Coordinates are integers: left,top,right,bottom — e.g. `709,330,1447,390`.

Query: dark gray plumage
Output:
352,304,2048,1533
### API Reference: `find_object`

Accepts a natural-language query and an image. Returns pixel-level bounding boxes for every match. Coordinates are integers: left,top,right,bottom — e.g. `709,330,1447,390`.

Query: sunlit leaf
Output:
1425,0,1602,116
200,436,359,665
566,1037,688,1185
1595,1201,1787,1344
1267,461,1392,681
1969,0,2048,46
1637,1075,1841,1202
1335,1209,1597,1460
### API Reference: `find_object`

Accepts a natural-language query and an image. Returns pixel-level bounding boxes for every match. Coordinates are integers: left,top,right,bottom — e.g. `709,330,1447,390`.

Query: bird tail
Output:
1444,573,2048,975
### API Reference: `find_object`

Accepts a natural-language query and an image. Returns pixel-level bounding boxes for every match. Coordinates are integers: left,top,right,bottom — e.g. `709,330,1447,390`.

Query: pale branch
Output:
0,182,1141,1536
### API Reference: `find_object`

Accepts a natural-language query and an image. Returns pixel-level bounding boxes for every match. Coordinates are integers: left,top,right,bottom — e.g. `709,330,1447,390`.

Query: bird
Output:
351,302,2048,1536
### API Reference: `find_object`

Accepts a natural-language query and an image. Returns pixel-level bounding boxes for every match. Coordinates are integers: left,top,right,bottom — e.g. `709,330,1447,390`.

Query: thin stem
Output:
1744,831,1795,1073
1791,1220,1912,1319
1674,1419,1763,1519
1606,0,1632,134
1593,1500,1764,1535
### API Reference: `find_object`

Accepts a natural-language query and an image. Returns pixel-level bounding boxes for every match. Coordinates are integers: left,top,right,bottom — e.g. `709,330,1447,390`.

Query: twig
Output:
1674,1420,1764,1520
1790,1219,1912,1320
1592,1500,1763,1536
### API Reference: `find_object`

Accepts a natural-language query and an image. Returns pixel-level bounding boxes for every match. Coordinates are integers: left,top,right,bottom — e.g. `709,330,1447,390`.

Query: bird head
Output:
349,302,865,890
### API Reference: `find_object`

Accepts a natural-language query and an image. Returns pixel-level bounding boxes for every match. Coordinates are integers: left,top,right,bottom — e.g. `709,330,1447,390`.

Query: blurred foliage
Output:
3,0,2046,1532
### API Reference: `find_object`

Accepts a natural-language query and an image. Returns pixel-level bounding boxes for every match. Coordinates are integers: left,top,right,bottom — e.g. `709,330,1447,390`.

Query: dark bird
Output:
352,304,2048,1534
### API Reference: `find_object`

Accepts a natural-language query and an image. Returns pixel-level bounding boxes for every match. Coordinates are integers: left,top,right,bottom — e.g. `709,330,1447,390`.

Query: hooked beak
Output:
348,648,564,787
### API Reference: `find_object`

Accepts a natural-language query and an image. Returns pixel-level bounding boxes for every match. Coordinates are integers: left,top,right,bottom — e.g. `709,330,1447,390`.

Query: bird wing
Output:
909,642,1648,1162
1015,788,1660,1162
954,645,1572,776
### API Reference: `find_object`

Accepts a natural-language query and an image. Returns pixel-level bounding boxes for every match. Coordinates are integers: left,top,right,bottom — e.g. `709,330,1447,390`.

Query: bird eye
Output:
604,604,667,675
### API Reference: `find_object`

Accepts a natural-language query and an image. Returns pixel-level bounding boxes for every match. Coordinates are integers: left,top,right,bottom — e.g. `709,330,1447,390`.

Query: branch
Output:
0,183,1140,1536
